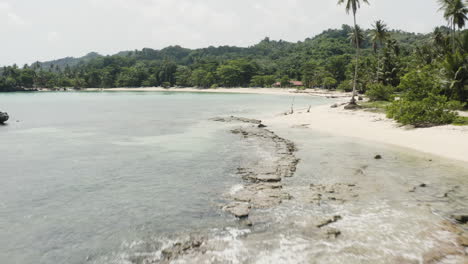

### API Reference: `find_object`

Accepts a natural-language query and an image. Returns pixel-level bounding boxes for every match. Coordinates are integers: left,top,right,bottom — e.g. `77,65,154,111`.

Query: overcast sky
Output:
0,0,446,66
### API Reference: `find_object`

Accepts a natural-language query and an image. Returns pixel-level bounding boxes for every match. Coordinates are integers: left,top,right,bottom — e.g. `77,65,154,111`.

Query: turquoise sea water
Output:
0,91,326,264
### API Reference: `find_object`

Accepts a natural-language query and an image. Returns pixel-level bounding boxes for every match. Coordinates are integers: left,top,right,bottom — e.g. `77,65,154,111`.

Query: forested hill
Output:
38,52,102,70
1,25,434,90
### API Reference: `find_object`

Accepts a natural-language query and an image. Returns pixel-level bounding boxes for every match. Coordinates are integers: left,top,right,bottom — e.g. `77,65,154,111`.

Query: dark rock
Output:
374,155,382,160
325,228,341,239
419,183,427,188
452,214,468,224
330,103,339,108
258,123,267,128
0,112,9,124
358,96,364,101
316,215,342,228
344,103,362,110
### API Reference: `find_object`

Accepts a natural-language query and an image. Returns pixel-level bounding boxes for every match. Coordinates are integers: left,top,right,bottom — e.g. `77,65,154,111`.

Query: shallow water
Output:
1,92,467,264
167,126,468,263
0,91,324,264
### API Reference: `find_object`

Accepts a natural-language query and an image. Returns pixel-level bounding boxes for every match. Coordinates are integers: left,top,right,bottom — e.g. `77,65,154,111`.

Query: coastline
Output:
158,108,468,262
89,87,468,163
36,87,468,162
81,87,351,98
265,100,468,163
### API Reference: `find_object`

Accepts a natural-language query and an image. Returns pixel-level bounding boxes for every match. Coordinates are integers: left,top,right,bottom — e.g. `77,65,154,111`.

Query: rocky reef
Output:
213,116,299,219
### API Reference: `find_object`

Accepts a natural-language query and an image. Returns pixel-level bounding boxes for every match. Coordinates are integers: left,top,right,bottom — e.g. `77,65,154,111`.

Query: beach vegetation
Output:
452,115,468,125
366,83,394,101
387,94,462,127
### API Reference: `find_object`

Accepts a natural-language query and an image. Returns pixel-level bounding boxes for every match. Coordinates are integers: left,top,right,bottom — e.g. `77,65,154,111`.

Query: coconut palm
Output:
348,25,365,48
369,20,389,82
438,0,468,52
369,20,388,53
338,0,370,104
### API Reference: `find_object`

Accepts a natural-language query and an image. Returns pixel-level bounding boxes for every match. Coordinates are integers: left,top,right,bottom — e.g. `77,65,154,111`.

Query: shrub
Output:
397,66,441,99
366,83,395,101
322,77,337,89
337,81,352,92
387,94,461,127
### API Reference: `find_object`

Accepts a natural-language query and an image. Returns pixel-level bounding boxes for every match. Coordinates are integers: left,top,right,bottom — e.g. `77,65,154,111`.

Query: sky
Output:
0,0,447,66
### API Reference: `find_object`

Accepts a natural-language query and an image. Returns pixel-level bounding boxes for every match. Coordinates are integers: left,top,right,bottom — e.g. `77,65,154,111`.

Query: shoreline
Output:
265,99,468,164
82,87,352,98
157,111,468,263
21,87,468,163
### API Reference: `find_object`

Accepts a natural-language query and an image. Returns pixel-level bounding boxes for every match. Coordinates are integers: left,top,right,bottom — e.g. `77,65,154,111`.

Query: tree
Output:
348,25,365,49
438,0,468,52
302,60,319,87
338,0,370,104
322,77,338,89
369,20,389,82
250,75,267,87
280,76,290,87
217,64,242,87
442,51,468,102
380,39,401,86
190,69,215,88
175,66,192,87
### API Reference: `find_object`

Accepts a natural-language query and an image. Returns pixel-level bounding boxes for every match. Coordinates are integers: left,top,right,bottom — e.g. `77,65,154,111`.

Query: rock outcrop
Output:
0,112,9,124
213,116,299,219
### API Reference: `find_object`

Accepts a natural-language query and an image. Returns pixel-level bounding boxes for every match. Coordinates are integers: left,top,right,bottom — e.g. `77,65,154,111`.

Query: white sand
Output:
265,101,468,163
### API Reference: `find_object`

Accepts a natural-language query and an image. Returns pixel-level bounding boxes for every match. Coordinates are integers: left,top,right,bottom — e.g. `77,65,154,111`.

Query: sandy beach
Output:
265,100,468,163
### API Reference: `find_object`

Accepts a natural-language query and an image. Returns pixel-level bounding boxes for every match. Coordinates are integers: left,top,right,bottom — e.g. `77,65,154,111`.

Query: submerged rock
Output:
211,116,261,124
223,202,251,218
160,236,205,263
0,112,9,124
316,215,342,228
309,183,358,205
325,228,342,239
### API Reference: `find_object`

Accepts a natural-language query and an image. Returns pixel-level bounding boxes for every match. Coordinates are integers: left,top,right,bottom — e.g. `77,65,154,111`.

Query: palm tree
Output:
438,0,468,52
431,27,450,56
369,20,389,82
338,0,370,104
348,25,365,48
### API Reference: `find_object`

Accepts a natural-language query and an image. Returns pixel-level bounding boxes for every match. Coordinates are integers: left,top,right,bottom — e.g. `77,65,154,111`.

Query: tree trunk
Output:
452,21,456,53
351,13,359,104
376,46,381,83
